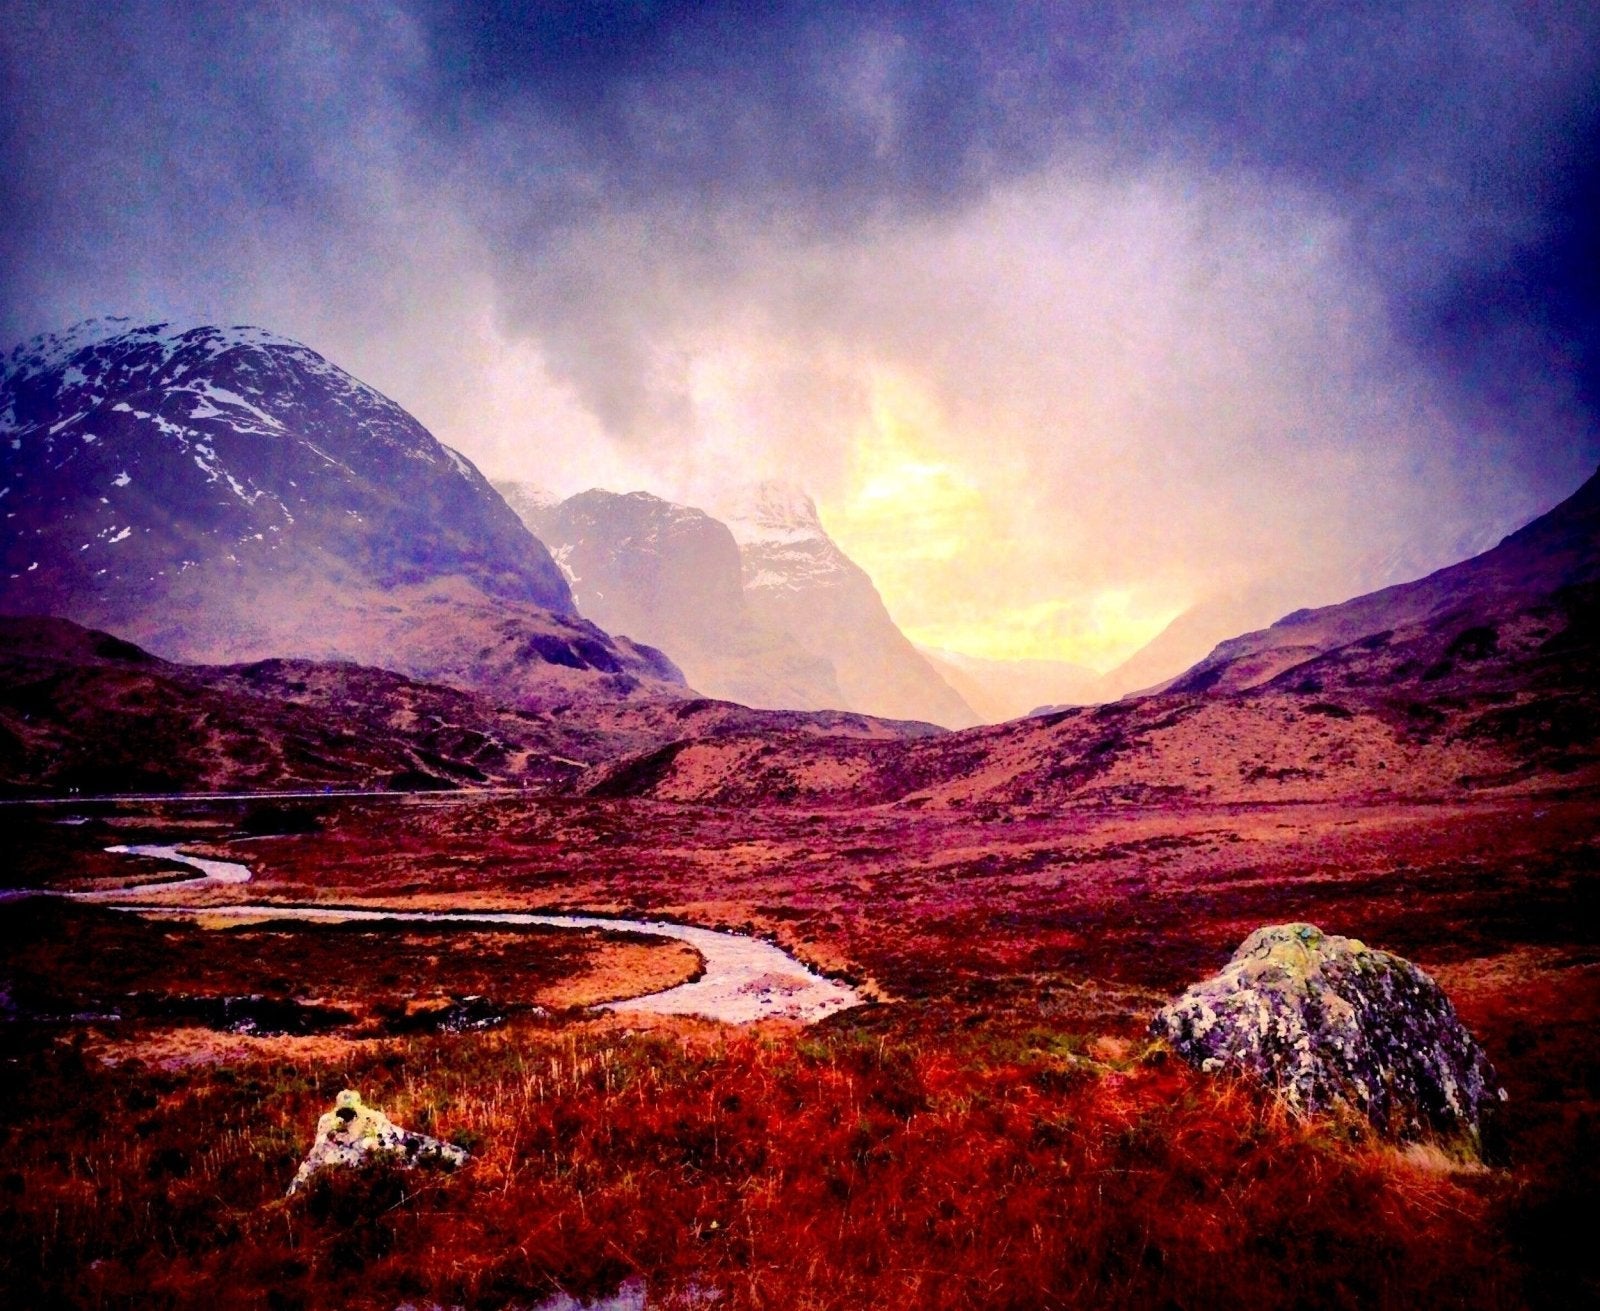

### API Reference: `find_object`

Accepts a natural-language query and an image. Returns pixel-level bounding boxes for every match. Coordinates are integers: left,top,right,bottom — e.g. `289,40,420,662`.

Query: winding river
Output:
89,844,861,1025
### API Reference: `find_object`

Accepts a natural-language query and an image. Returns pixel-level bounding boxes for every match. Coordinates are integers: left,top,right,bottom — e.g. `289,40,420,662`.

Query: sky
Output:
3,1,1598,668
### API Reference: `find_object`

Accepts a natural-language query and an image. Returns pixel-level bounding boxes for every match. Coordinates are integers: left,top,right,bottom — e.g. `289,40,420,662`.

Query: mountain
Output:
495,485,845,711
581,467,1600,808
720,482,979,728
0,319,682,706
495,481,562,536
498,480,978,726
1071,519,1537,707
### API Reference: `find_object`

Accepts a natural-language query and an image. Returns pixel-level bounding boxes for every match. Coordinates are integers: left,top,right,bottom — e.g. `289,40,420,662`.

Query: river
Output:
92,843,861,1025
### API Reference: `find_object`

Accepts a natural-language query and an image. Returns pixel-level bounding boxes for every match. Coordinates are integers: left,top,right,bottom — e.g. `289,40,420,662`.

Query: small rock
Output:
287,1089,469,1195
1152,923,1506,1157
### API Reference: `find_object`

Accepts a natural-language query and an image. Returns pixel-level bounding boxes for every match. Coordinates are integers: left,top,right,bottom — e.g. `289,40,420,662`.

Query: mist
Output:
4,0,1596,665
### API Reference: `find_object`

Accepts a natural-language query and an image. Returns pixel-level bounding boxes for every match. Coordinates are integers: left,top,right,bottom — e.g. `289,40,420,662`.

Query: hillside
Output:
1168,468,1600,695
0,616,946,796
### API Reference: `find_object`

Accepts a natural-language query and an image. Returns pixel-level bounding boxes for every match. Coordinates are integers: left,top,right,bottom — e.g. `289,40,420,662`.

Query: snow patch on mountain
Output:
720,480,826,546
550,542,579,584
718,481,854,595
1,317,575,618
441,445,477,480
4,319,312,396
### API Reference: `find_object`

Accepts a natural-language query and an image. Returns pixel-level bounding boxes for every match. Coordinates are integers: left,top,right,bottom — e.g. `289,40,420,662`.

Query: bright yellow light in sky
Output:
818,370,1182,669
824,372,987,564
906,592,1182,668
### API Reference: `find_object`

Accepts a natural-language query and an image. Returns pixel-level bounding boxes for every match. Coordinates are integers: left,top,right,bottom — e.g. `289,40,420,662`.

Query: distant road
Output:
0,787,531,807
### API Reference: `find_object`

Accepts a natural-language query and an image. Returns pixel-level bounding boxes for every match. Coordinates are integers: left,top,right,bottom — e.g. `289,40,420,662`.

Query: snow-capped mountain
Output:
720,481,855,591
510,488,744,621
499,480,976,725
496,485,846,712
496,481,562,541
719,482,978,727
0,319,683,705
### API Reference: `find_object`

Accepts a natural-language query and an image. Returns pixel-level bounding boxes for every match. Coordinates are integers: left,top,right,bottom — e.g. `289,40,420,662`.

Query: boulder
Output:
287,1089,469,1195
1152,923,1506,1155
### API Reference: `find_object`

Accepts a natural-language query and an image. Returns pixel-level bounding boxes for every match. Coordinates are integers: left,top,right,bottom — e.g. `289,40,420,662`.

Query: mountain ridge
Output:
1168,467,1600,695
577,464,1600,807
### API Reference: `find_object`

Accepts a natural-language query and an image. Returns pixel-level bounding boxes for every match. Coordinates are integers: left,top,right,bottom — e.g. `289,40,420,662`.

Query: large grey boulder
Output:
1152,923,1506,1156
287,1089,469,1195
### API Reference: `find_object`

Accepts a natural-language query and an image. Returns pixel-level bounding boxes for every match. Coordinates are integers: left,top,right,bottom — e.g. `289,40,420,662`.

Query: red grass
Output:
3,790,1595,1306
0,1009,1521,1310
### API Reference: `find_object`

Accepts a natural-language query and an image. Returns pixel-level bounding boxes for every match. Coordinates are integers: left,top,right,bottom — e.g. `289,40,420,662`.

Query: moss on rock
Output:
1152,923,1506,1158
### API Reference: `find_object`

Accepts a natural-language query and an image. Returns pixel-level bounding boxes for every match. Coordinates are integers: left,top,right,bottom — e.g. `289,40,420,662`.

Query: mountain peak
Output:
719,480,824,547
2,314,580,622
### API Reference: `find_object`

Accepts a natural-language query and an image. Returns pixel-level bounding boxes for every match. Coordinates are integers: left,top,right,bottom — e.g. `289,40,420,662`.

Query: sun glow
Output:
818,371,1182,669
905,592,1185,668
820,372,988,565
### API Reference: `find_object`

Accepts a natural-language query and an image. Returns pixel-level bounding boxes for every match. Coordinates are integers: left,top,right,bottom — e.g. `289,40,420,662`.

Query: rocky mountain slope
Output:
500,480,977,726
0,319,682,707
720,482,978,727
497,485,844,711
579,467,1600,808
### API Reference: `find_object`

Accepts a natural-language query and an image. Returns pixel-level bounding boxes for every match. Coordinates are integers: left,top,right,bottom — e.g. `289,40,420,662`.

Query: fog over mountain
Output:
497,484,847,716
501,480,978,727
6,5,1596,673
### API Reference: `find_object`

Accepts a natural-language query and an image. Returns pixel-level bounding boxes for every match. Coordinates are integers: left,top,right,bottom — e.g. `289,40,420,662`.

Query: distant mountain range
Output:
8,315,1584,770
0,319,682,708
579,464,1600,807
499,480,980,728
11,454,1591,799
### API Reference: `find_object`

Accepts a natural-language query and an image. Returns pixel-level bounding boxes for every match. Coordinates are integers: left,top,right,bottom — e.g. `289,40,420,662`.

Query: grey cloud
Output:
2,0,1597,661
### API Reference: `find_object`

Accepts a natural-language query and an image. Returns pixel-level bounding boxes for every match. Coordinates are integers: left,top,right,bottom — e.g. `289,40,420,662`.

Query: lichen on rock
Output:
287,1089,469,1196
1152,923,1506,1157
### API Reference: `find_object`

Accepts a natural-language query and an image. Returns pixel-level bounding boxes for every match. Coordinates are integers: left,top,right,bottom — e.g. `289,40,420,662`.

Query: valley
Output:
3,776,1596,1307
10,6,1600,1305
4,319,1598,1308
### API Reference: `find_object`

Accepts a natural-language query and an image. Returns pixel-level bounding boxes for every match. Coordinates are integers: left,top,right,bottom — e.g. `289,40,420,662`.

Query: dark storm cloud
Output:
4,0,1596,415
0,1,429,331
393,1,1600,423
